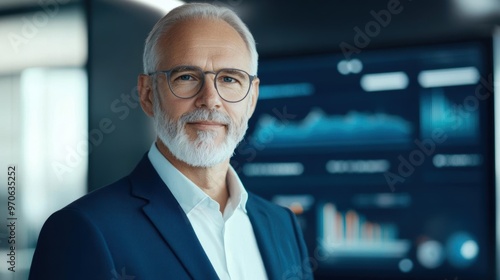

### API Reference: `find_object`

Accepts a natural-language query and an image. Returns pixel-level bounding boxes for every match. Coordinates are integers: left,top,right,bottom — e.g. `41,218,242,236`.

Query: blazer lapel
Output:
247,195,283,280
129,155,219,280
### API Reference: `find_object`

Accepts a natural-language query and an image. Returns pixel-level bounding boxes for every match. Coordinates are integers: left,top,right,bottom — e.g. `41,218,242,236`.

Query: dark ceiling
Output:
3,0,498,58
186,0,499,58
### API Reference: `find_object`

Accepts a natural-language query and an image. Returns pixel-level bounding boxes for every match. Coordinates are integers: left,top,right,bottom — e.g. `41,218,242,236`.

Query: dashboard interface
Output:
232,40,495,280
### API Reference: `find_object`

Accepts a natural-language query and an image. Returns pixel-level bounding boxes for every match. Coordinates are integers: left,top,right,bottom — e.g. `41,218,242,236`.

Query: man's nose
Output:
194,73,222,109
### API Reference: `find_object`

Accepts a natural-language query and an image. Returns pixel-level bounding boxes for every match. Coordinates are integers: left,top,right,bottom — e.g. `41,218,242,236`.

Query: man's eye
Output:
179,74,193,81
222,76,237,83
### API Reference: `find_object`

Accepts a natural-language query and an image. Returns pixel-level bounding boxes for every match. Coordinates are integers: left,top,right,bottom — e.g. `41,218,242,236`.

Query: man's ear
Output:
138,74,155,117
247,77,259,117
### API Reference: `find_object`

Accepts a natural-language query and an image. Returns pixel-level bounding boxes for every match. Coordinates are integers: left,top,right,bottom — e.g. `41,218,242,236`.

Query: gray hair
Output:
143,3,258,75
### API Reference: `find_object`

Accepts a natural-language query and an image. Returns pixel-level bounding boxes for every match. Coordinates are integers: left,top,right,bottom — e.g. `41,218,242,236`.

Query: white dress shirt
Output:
148,143,268,280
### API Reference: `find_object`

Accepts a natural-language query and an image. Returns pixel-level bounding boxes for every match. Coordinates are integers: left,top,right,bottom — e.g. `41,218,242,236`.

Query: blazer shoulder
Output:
63,175,139,216
247,192,289,213
29,207,115,280
65,154,157,214
247,192,296,223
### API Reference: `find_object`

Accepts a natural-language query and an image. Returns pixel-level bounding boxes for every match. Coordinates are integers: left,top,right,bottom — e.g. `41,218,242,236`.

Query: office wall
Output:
87,0,161,190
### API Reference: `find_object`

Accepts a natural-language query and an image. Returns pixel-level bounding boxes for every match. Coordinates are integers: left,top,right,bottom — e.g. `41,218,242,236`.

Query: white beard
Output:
153,94,249,168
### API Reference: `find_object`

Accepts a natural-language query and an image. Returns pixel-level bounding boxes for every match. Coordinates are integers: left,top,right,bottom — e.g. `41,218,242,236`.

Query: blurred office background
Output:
0,0,499,279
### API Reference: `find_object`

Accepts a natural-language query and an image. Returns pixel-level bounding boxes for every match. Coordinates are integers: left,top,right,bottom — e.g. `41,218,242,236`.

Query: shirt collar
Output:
147,142,248,215
226,164,248,213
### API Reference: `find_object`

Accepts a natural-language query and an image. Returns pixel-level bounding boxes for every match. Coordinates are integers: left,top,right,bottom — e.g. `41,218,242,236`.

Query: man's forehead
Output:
156,18,251,69
161,18,246,48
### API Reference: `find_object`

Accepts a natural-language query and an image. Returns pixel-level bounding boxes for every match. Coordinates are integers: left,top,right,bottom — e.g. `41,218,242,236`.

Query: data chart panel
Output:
233,40,494,280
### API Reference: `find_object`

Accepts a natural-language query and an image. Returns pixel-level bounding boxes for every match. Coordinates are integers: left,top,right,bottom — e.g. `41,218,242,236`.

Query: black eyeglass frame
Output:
148,65,257,103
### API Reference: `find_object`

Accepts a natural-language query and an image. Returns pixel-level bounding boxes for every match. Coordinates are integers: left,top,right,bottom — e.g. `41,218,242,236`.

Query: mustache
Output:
179,109,232,125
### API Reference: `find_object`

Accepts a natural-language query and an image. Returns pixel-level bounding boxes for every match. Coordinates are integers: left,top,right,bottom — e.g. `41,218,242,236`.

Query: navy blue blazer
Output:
29,155,313,280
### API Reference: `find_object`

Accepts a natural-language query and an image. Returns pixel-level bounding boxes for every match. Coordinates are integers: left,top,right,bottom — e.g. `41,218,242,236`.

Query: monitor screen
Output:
231,40,495,280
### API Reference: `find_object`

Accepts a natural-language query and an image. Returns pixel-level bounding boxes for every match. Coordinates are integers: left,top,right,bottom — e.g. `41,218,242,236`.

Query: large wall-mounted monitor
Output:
232,39,495,280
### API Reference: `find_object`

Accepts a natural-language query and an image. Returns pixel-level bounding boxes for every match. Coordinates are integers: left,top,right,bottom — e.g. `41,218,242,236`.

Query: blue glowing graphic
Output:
420,90,479,143
447,232,479,268
251,108,413,149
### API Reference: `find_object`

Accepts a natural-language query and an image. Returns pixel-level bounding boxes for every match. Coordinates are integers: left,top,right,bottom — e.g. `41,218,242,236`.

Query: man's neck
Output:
156,140,230,212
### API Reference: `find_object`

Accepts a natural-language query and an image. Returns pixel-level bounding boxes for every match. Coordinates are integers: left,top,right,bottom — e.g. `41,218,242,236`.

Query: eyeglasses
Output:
149,65,257,103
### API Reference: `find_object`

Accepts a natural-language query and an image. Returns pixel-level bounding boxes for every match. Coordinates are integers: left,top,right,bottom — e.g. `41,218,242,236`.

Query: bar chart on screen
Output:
318,203,411,258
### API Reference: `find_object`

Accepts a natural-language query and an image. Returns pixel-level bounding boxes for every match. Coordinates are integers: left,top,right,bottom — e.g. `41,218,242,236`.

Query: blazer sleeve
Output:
288,208,314,280
29,208,115,280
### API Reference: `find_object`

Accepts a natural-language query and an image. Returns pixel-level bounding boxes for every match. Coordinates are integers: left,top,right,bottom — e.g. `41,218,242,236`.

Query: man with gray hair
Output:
29,3,312,280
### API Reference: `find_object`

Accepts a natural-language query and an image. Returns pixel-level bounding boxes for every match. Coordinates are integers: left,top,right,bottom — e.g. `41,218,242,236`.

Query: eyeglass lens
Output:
167,66,251,102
